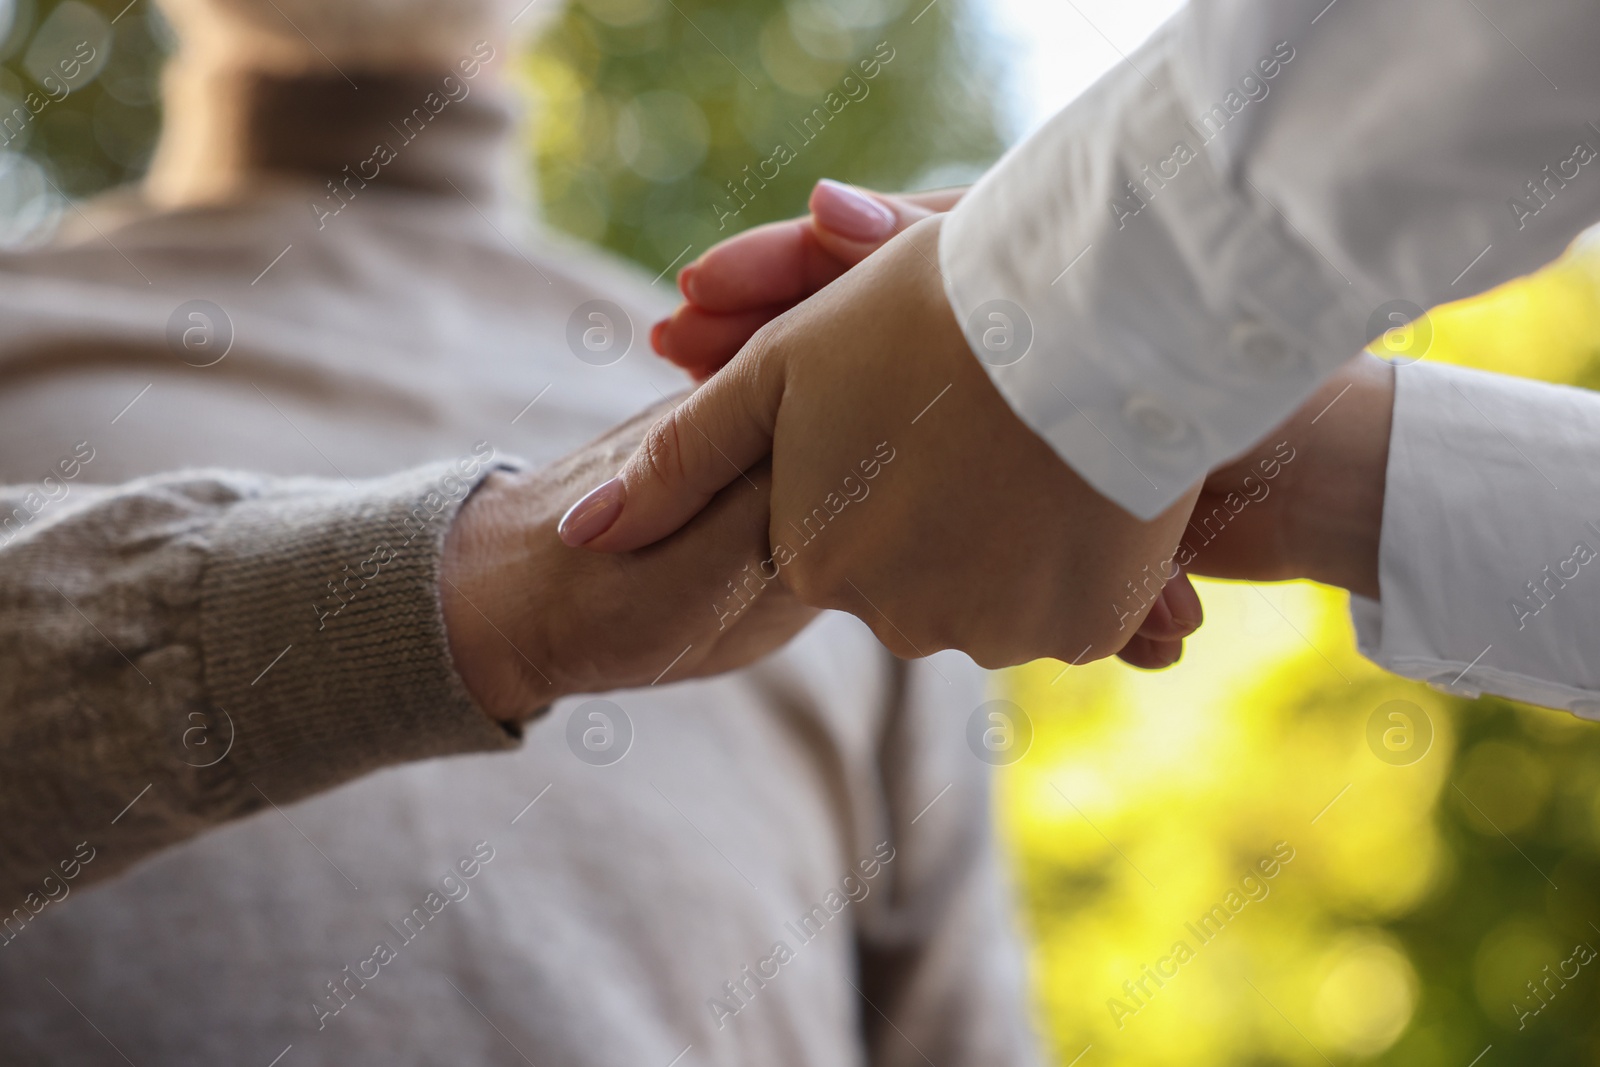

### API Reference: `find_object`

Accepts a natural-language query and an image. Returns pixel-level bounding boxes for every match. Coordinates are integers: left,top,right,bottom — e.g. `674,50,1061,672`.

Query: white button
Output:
1427,675,1480,699
1121,393,1190,447
1571,699,1600,721
1230,319,1299,376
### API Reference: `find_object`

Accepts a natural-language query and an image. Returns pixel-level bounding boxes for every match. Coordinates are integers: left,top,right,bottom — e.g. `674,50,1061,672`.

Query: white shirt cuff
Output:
938,22,1367,520
1352,360,1600,717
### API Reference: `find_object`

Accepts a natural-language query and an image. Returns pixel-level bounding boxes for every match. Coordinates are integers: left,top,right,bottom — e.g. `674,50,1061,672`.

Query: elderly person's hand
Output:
440,400,815,722
559,215,1201,670
652,181,964,379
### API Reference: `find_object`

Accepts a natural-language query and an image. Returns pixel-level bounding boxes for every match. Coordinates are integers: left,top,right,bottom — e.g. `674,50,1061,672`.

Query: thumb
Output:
560,341,788,553
808,179,937,267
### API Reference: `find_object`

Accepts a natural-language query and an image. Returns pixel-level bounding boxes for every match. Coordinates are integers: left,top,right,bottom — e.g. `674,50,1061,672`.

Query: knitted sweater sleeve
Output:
0,459,520,910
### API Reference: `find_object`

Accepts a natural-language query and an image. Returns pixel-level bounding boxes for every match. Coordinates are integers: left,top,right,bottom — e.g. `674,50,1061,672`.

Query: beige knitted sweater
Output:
1,459,516,899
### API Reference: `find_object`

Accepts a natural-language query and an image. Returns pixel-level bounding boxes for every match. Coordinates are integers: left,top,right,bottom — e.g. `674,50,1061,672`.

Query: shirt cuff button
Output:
1230,319,1301,377
1571,699,1600,721
1427,675,1481,699
1121,393,1190,447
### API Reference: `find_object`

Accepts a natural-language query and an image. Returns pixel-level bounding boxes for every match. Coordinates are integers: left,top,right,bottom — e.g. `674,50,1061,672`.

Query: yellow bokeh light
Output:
1311,932,1419,1058
1000,239,1600,1064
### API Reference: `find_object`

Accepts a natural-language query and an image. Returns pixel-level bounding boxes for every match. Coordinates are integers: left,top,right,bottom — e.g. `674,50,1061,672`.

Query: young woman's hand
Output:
655,179,1206,671
564,216,1202,671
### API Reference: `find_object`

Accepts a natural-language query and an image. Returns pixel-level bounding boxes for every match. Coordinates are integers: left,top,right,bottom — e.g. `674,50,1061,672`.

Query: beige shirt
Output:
0,71,1037,1067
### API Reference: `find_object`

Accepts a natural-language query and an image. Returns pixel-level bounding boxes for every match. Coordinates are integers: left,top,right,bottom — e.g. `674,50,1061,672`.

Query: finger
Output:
1116,634,1185,670
1163,572,1203,632
697,582,821,676
1133,574,1203,641
652,303,790,380
659,182,951,375
808,179,938,268
680,183,948,315
678,219,841,314
560,336,788,552
901,185,969,213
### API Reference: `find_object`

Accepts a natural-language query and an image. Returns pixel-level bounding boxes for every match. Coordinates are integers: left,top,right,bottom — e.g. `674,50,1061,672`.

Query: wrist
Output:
1282,354,1395,600
441,470,566,722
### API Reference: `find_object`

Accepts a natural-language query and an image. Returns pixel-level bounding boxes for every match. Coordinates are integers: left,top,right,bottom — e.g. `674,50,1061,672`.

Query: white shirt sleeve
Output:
941,0,1600,520
1351,360,1600,716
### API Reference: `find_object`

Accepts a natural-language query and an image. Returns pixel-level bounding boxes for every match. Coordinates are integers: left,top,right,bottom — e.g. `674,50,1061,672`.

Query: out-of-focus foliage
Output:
0,0,1003,268
15,0,1600,1062
1005,246,1600,1067
0,0,168,245
522,0,1004,271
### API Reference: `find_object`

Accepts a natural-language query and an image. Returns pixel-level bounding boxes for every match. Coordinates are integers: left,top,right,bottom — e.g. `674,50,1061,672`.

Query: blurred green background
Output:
521,0,1003,272
8,0,1600,1063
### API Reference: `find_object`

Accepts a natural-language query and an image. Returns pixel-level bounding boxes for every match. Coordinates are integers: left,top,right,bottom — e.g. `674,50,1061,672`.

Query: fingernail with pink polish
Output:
811,179,895,242
558,477,625,546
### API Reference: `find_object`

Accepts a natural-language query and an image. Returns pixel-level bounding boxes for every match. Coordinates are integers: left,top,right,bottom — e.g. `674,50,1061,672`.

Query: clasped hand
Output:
560,181,1393,674
440,400,818,722
442,182,1393,716
557,193,1203,670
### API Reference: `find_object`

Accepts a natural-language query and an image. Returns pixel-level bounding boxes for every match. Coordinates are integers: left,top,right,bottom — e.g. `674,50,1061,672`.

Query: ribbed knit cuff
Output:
200,457,521,802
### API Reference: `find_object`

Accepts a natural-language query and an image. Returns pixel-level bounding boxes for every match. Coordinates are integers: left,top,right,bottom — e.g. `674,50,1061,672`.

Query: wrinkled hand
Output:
562,215,1202,670
441,400,818,722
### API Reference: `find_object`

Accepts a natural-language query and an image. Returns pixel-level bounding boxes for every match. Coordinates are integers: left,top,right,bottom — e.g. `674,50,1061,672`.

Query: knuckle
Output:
639,413,690,490
780,551,844,611
736,317,792,387
906,613,956,659
968,646,1013,671
743,314,787,357
870,623,924,661
870,599,951,662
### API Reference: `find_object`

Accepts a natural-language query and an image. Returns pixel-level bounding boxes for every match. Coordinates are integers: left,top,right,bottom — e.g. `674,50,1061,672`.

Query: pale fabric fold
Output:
941,0,1600,519
1352,361,1600,717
